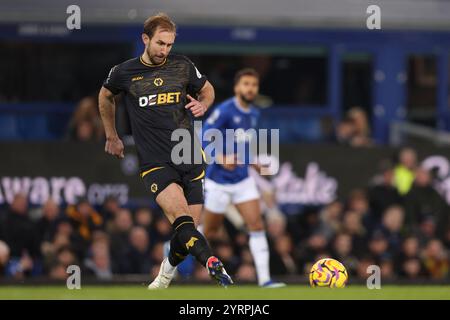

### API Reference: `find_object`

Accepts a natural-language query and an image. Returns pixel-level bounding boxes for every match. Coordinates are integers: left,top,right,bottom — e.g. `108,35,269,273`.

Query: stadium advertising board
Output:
1,143,449,206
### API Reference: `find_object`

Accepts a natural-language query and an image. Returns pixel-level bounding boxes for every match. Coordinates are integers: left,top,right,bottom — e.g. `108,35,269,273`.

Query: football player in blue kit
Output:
201,68,285,288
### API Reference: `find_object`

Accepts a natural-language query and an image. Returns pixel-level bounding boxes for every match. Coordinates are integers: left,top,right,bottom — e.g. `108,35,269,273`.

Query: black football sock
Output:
168,232,188,267
171,215,213,266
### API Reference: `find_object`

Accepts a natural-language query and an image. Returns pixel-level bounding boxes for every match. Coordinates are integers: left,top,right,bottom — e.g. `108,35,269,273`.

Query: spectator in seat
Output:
297,232,329,271
341,210,368,258
417,216,438,247
1,193,40,263
270,234,298,276
393,147,418,196
65,197,103,243
404,167,449,239
330,232,358,276
100,196,121,227
376,205,405,253
134,207,154,237
150,215,172,243
395,236,426,279
127,226,152,274
109,209,134,274
422,239,449,279
66,96,104,142
346,107,373,147
367,231,392,264
84,237,113,280
368,160,402,222
335,118,356,146
380,258,396,280
317,200,344,241
36,199,61,244
347,189,376,231
356,256,376,280
55,246,78,269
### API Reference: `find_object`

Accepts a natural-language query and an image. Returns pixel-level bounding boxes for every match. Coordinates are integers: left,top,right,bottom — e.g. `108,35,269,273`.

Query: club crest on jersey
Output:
233,116,241,124
151,183,158,193
153,78,163,86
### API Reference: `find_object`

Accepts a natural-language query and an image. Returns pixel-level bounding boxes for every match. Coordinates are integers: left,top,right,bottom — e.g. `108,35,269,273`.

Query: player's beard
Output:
147,48,165,65
239,93,255,105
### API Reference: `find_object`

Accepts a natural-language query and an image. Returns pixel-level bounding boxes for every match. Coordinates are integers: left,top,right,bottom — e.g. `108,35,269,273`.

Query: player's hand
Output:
185,94,207,117
105,136,124,159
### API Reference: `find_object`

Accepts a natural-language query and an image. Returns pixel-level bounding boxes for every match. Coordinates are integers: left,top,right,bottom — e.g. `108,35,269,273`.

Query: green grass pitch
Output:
0,285,449,300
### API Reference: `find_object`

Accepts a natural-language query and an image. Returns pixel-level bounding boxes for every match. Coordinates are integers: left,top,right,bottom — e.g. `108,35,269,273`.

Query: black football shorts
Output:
141,163,205,205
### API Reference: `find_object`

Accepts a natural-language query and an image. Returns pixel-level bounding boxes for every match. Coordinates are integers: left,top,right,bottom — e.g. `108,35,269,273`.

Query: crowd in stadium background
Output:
0,106,448,280
1,0,450,285
0,55,449,283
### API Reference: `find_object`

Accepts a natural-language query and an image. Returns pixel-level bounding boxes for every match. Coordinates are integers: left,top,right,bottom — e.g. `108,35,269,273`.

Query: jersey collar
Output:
139,55,167,67
233,97,252,114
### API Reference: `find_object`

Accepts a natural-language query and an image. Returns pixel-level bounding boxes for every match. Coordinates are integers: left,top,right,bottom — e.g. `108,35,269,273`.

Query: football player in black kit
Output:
98,13,232,288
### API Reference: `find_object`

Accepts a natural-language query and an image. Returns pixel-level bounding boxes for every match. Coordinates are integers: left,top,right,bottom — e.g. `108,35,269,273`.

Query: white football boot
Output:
148,257,177,289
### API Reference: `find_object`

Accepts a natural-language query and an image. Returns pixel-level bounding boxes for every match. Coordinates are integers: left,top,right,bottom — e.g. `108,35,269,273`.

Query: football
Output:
309,258,348,288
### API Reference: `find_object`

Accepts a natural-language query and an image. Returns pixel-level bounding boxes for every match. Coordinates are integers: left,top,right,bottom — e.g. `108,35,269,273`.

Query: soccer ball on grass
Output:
309,258,348,288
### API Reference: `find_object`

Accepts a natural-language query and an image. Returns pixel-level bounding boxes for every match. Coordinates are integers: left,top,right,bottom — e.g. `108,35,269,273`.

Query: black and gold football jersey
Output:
103,54,207,170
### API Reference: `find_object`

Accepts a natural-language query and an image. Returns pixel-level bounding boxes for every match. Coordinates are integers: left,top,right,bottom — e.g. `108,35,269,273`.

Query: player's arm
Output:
185,80,215,117
99,64,125,159
184,57,214,117
98,86,124,159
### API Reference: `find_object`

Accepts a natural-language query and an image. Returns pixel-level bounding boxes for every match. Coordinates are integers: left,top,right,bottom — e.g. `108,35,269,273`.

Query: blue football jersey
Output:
202,97,260,184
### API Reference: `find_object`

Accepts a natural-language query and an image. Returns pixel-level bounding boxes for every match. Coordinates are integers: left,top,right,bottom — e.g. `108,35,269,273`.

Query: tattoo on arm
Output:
98,87,118,139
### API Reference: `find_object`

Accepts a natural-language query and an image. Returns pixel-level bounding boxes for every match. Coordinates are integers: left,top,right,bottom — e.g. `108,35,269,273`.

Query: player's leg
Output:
148,183,190,289
150,183,231,287
156,183,216,268
160,203,202,274
235,198,271,286
142,167,203,253
183,172,233,286
202,178,229,240
160,203,202,273
233,178,285,288
203,209,225,240
145,165,230,288
188,204,203,227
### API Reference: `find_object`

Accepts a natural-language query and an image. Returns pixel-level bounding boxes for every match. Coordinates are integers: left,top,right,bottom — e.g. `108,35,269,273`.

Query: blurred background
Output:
0,0,449,285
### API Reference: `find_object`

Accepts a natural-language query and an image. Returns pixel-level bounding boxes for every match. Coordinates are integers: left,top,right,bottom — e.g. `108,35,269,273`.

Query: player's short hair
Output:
143,13,177,38
234,68,259,85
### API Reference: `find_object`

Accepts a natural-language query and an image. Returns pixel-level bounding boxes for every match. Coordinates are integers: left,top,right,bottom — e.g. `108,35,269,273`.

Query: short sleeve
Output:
103,65,125,95
202,105,229,150
185,57,207,94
